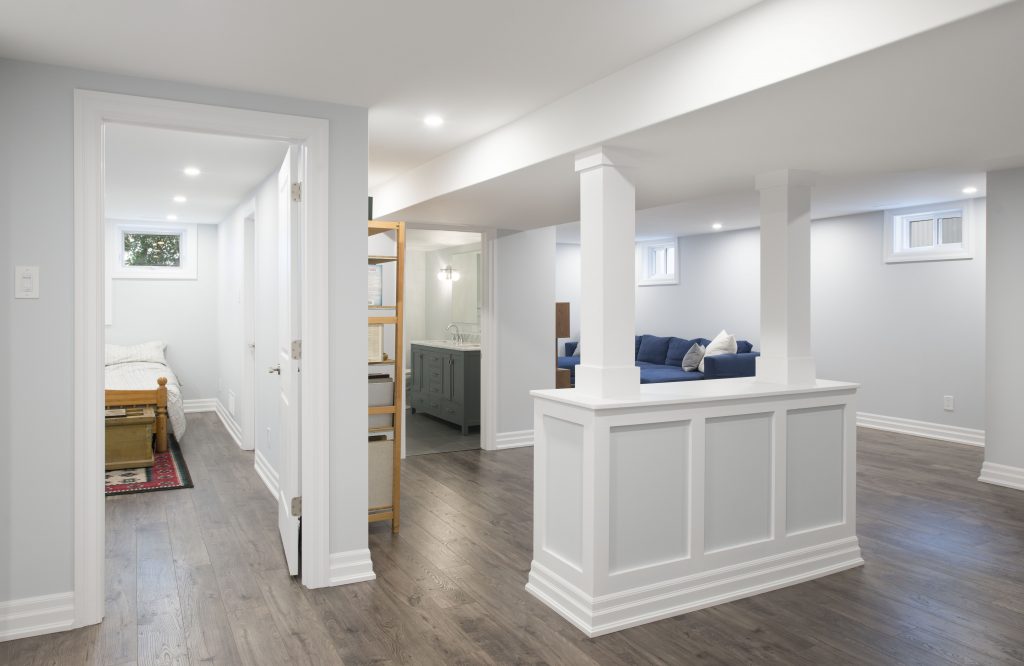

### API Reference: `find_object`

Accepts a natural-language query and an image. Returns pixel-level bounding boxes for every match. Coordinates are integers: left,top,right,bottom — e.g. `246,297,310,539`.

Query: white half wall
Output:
105,222,219,401
556,205,986,432
0,57,368,608
983,168,1024,485
496,227,556,434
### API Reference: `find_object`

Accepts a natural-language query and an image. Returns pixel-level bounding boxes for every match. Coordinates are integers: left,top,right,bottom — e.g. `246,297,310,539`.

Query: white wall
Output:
556,206,987,431
0,57,368,606
496,227,556,434
217,172,279,469
555,243,581,354
403,249,427,369
985,169,1024,471
105,222,219,401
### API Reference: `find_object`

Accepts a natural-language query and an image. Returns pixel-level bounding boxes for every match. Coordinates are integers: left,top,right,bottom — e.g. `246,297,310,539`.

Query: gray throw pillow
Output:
681,343,705,372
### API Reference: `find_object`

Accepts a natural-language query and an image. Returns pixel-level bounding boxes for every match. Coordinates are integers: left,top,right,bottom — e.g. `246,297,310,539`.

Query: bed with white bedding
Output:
105,341,187,440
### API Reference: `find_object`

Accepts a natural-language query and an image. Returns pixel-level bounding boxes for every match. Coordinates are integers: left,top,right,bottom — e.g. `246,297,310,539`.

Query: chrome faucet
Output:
446,323,462,344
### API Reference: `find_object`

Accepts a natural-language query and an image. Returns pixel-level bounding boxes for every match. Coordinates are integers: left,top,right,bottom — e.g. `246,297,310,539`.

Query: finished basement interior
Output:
2,1,1024,664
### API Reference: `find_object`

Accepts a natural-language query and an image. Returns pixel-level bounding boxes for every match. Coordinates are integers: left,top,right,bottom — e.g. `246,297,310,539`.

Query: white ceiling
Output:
389,2,1023,235
105,125,288,224
0,0,760,189
406,229,481,252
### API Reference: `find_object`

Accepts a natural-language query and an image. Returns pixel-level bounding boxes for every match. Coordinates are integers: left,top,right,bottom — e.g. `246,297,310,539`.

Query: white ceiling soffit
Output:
0,0,762,189
384,0,1023,233
371,0,1012,219
406,229,481,252
554,169,988,243
105,124,288,224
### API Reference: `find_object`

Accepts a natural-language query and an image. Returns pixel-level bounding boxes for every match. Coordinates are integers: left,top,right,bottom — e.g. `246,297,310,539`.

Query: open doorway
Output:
402,229,484,456
74,91,332,628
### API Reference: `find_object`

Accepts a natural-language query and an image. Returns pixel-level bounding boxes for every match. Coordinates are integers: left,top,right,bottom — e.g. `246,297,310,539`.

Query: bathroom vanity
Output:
409,341,481,434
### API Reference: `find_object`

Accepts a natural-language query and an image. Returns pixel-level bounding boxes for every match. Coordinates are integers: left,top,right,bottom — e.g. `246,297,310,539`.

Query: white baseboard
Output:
526,537,863,638
0,592,75,642
215,399,248,450
495,429,534,450
856,412,985,447
979,461,1024,491
328,549,376,586
183,398,217,413
254,449,280,499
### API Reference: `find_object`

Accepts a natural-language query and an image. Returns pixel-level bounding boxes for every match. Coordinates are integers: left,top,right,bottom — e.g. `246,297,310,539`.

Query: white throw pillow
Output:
698,330,737,372
105,341,168,366
571,341,580,357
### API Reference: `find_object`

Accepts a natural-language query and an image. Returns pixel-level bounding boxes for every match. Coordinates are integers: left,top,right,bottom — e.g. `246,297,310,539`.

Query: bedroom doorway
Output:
75,91,332,629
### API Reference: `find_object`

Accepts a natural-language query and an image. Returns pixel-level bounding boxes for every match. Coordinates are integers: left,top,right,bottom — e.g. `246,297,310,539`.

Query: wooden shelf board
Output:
368,255,398,265
368,316,398,325
368,426,394,434
368,405,396,415
368,221,401,237
367,305,396,310
367,360,395,365
368,511,394,523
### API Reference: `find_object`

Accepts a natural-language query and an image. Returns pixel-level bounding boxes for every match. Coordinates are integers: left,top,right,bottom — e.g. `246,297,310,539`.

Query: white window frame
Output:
884,201,973,263
107,220,198,279
636,238,679,286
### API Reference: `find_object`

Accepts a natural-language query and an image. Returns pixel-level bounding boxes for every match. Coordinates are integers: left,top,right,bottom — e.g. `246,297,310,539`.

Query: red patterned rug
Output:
105,437,194,496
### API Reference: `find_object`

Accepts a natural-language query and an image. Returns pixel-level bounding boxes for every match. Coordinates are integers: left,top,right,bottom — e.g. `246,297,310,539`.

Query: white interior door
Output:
277,146,302,575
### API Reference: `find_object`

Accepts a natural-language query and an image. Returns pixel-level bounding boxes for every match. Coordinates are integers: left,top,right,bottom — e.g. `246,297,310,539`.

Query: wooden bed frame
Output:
105,376,169,453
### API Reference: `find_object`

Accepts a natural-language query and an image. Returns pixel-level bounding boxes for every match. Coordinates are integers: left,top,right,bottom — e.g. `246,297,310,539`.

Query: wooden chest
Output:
105,406,155,471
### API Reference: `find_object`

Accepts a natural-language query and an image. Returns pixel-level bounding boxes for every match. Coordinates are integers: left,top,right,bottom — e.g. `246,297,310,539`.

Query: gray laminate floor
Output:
405,409,480,456
3,412,1024,664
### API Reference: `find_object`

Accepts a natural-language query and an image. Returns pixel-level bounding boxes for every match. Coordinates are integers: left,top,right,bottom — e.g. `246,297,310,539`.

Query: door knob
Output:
268,365,281,374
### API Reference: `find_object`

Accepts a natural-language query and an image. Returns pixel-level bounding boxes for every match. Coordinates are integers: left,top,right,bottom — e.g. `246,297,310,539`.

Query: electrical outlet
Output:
943,395,955,412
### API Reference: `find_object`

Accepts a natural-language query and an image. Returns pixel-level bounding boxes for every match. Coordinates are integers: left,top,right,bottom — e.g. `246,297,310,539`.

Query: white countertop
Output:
411,339,481,351
532,376,858,411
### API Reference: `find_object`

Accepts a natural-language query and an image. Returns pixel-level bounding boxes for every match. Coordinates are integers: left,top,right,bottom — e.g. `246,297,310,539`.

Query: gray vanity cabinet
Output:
410,344,480,434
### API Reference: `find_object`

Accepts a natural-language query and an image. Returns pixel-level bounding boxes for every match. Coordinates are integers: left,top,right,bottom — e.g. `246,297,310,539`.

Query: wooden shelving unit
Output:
368,220,404,533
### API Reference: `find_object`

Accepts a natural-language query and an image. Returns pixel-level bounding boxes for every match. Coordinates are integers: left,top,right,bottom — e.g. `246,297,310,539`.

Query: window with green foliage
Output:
122,232,182,267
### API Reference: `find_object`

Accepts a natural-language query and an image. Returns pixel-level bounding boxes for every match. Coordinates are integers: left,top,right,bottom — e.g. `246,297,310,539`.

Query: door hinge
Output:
291,339,302,360
291,496,302,517
291,181,303,202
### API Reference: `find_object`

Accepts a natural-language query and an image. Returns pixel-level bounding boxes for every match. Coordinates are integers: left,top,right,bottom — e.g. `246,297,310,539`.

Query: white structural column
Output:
755,169,816,386
980,167,1024,491
573,147,641,398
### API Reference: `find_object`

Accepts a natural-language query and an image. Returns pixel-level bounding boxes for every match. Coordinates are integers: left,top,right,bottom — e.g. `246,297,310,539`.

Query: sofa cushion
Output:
699,330,737,372
665,337,694,366
737,339,753,354
637,335,672,364
557,356,581,370
635,335,643,358
640,365,705,384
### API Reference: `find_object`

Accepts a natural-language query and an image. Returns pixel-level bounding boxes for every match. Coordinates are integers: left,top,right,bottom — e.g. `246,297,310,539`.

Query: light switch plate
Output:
15,266,39,299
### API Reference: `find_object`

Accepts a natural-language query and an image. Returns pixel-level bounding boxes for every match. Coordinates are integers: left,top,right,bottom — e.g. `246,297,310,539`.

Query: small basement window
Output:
884,203,973,263
636,238,679,286
108,222,198,279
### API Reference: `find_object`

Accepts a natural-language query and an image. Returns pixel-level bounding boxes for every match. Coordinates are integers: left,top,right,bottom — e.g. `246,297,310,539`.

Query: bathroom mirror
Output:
451,250,480,324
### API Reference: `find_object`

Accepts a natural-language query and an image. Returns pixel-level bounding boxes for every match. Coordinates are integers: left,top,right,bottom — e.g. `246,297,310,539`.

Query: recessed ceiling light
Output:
173,195,187,203
423,114,444,128
166,214,178,221
712,222,723,230
962,186,978,195
183,166,201,177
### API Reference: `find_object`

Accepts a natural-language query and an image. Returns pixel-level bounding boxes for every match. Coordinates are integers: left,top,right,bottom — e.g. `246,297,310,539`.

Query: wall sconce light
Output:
437,265,461,281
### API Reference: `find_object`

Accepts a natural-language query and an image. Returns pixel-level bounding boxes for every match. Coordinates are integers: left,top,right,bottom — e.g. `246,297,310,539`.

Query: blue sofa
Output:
558,334,759,385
